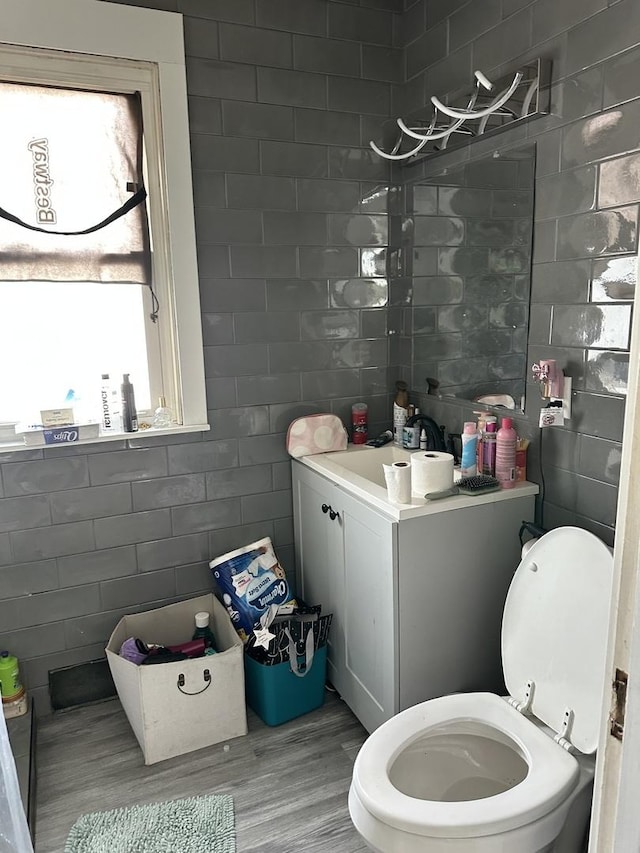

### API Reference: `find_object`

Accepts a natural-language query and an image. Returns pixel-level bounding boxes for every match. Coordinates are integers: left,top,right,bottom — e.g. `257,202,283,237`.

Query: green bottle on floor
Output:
0,650,24,702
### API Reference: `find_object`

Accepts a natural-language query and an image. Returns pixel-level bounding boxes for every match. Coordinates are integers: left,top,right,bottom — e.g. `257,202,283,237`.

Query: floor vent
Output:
49,658,116,711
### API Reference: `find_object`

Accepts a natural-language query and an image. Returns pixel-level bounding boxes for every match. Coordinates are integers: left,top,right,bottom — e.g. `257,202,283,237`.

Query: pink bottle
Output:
496,417,517,489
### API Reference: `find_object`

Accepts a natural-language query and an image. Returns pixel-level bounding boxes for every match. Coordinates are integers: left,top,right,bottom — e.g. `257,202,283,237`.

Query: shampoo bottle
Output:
393,380,409,446
460,421,478,477
482,421,497,476
121,374,138,433
496,417,517,489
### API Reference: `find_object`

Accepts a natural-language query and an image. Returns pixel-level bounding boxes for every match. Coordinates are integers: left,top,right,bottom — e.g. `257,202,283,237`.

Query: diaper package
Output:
209,537,297,642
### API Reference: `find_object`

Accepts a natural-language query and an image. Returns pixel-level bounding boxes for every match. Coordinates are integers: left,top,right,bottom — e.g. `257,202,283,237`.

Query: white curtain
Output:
0,709,33,853
0,81,150,284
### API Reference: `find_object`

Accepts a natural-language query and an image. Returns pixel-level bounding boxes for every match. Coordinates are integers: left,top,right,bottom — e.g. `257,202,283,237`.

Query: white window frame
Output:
0,0,208,448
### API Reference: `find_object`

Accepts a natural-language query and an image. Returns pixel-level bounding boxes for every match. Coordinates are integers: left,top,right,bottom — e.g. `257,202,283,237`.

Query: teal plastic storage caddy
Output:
244,645,327,727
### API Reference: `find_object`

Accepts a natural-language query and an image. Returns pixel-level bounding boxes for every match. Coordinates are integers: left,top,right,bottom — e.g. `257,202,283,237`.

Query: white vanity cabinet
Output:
292,458,536,733
293,462,396,732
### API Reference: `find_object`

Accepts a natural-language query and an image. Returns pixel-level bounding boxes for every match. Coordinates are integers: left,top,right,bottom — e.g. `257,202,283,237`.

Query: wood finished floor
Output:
35,692,369,853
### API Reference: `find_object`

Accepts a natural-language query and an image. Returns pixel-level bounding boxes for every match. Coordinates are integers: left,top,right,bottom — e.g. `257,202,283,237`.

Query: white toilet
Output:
349,526,613,853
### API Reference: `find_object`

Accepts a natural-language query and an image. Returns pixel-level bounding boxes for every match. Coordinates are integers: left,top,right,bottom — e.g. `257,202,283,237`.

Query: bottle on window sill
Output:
121,373,138,432
152,396,173,429
100,373,122,433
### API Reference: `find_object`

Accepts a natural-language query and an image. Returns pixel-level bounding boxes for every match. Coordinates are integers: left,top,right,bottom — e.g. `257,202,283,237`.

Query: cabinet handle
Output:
329,509,339,521
321,503,330,514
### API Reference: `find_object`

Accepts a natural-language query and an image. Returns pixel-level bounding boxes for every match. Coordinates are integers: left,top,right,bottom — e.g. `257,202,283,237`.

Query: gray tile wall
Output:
2,0,634,714
0,0,402,714
401,154,534,402
400,0,633,547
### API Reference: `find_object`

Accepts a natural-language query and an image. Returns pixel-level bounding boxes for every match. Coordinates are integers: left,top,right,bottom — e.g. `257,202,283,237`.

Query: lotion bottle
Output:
496,417,517,489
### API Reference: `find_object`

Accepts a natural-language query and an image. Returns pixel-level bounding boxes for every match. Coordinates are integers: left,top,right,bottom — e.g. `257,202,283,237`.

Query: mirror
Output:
401,143,535,413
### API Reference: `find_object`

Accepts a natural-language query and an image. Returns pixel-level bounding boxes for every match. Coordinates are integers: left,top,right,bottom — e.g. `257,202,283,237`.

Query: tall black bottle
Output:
121,374,138,432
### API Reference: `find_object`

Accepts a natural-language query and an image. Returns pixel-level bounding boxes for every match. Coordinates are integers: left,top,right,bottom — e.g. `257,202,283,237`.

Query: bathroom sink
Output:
318,445,463,489
322,445,414,488
296,444,529,521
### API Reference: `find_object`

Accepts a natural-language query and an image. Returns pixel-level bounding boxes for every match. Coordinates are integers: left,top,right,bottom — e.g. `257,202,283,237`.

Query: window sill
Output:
0,423,210,454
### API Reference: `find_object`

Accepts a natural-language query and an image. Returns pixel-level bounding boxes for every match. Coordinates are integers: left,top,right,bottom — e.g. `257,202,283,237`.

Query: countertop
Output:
296,444,539,521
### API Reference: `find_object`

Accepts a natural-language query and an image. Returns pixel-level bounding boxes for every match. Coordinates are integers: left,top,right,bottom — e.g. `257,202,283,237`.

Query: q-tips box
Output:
106,594,247,765
15,423,100,446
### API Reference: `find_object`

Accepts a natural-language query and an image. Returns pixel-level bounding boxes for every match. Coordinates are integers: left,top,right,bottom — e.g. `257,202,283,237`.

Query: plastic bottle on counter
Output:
192,612,217,654
496,417,517,489
482,421,497,477
419,429,427,450
460,421,478,477
351,402,368,445
474,410,491,474
393,380,409,446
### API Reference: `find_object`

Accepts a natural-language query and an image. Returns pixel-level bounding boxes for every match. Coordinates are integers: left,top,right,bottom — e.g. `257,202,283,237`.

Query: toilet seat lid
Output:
502,527,612,754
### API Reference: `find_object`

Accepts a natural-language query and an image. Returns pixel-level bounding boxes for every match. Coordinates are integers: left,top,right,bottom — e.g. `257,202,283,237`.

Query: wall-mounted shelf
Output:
371,59,551,165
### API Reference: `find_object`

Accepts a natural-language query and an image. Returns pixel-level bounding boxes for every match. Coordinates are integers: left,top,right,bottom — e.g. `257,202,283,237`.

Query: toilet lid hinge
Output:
554,708,575,751
508,679,535,714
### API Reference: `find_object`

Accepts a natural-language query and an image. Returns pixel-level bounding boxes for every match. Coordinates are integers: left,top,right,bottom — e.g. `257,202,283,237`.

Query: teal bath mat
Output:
64,793,235,853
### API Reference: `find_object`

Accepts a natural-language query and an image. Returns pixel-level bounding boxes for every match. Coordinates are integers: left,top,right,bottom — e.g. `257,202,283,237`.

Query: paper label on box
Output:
40,407,74,427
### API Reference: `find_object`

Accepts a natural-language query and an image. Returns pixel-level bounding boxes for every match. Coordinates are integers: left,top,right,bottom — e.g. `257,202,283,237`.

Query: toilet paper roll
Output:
411,451,455,497
383,461,412,504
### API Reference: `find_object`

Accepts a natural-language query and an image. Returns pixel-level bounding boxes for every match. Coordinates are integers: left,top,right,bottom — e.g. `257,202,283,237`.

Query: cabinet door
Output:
292,465,346,695
293,463,397,733
339,489,396,732
396,494,536,710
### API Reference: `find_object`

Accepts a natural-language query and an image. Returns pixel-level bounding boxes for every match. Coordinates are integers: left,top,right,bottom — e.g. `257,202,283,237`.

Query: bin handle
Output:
284,628,315,678
177,668,211,695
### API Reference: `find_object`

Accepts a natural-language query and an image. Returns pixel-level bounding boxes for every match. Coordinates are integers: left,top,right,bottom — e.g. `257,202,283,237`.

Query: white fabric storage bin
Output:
106,593,247,765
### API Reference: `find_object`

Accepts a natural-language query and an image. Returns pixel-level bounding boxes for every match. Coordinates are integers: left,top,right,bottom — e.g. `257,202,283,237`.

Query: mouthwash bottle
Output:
193,612,217,654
